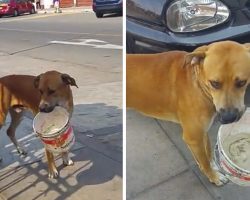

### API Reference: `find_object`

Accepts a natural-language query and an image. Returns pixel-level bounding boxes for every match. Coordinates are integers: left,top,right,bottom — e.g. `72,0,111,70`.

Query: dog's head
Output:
185,41,250,124
34,71,78,113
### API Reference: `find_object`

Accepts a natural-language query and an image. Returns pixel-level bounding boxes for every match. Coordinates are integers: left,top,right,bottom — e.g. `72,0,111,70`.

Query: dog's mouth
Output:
39,103,60,113
217,108,245,124
39,106,55,113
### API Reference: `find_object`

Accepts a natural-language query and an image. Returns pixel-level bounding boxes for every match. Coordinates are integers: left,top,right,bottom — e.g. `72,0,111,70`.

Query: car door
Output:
16,0,23,13
22,0,29,12
18,0,27,13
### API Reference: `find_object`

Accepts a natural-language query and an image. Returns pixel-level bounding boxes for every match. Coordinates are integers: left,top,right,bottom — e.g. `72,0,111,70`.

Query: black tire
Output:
118,10,123,16
95,12,103,18
13,9,19,17
30,7,35,14
126,34,135,53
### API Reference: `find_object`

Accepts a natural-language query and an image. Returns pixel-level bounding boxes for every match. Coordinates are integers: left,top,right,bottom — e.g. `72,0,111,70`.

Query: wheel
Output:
30,7,35,14
13,9,19,17
95,12,103,18
118,10,123,16
126,34,135,53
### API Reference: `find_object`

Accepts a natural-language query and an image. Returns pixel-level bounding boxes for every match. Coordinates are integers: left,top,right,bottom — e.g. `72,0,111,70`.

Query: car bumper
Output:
93,3,122,14
0,8,12,15
126,17,250,53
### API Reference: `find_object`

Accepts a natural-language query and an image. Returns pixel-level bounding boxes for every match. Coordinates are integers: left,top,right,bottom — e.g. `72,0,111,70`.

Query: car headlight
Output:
166,0,230,32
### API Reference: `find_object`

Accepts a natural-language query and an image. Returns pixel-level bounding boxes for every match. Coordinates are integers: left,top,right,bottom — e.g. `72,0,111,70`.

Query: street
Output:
0,11,122,200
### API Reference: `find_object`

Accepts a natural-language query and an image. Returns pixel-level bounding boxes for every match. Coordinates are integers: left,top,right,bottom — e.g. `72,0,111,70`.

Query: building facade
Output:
60,0,92,8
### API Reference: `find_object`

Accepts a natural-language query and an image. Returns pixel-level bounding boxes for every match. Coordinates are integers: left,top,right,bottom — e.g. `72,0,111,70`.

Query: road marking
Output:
0,27,121,37
50,39,122,50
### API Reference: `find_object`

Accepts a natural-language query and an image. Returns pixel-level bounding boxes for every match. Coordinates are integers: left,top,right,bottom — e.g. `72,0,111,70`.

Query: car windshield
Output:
0,0,10,3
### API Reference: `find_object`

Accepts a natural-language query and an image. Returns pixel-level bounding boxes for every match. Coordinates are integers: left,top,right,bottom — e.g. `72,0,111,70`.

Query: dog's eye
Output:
209,80,222,89
235,80,247,88
48,89,55,95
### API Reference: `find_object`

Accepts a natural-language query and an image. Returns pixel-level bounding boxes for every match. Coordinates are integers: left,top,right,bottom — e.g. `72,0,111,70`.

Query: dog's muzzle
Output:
218,108,243,124
39,103,55,113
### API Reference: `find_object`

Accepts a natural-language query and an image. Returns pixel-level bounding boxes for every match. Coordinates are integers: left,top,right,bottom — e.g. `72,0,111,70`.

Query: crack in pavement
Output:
9,44,52,55
0,27,121,37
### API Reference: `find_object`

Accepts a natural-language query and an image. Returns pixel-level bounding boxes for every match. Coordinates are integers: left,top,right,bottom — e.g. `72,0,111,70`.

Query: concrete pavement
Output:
0,54,122,200
127,87,250,200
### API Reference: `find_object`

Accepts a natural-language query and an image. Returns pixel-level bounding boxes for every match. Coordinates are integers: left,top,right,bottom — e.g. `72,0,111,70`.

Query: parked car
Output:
93,0,123,18
0,0,35,17
126,0,250,53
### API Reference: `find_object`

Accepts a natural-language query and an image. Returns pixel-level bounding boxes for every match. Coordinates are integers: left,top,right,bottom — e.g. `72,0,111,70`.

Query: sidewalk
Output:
127,94,250,200
0,53,122,199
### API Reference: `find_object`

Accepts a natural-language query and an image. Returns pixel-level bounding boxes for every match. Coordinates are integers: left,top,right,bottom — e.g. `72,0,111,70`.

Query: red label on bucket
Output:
222,160,250,181
41,126,73,147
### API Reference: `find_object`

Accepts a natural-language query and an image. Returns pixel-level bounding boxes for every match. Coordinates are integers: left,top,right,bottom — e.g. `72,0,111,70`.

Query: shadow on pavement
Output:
0,103,122,200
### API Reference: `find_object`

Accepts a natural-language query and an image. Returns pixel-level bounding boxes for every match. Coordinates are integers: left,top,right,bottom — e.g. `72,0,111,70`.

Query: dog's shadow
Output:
0,103,122,200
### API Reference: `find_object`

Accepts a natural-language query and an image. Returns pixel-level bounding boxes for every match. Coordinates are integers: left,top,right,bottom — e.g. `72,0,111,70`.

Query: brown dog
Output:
127,41,250,186
0,70,78,178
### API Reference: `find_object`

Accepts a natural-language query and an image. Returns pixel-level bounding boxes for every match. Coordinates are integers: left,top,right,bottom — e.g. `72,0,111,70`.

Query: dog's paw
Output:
213,171,229,186
17,146,27,156
63,158,74,166
62,152,74,166
48,168,59,179
210,160,229,186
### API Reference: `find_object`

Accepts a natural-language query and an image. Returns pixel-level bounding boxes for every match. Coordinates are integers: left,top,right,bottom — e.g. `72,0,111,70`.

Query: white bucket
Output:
215,108,250,186
33,107,75,154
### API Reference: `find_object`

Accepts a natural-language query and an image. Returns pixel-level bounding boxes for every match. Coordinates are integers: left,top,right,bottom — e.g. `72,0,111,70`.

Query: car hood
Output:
127,0,250,25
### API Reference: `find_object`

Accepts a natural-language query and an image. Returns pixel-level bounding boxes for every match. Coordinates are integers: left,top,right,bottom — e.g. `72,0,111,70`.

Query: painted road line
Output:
50,39,122,50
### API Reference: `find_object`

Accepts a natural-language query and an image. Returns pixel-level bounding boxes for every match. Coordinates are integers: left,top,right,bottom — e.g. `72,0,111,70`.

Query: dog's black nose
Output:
39,104,54,113
219,108,240,124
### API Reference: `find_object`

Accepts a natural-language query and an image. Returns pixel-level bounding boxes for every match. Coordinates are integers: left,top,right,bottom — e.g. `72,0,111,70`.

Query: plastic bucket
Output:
215,108,250,186
33,107,75,153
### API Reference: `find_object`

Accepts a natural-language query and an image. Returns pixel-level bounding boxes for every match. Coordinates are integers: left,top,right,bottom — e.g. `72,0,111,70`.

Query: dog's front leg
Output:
181,121,228,186
62,152,74,166
45,149,58,178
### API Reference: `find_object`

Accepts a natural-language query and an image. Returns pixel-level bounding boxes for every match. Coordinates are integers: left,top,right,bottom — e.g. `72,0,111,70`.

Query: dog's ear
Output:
184,45,208,67
34,75,41,88
61,74,78,88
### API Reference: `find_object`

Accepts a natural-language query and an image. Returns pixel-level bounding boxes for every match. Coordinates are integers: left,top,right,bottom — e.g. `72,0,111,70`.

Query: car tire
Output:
96,12,103,18
30,7,35,14
118,10,123,16
126,34,135,53
13,9,19,17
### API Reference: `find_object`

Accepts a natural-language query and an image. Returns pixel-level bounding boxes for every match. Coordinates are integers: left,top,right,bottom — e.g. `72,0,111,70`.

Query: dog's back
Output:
126,51,188,120
0,75,40,112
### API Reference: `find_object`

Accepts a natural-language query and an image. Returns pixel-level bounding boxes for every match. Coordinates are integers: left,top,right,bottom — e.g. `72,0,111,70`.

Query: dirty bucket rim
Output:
33,107,69,136
218,125,250,175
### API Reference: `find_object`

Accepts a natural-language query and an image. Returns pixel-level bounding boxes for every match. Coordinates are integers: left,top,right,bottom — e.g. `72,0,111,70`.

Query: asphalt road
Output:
0,12,122,107
0,12,122,72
